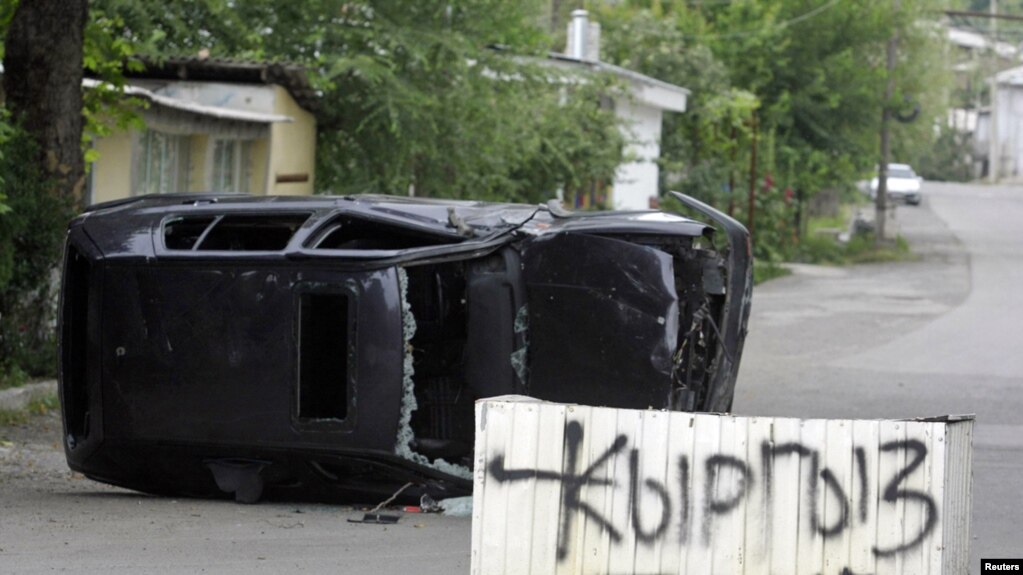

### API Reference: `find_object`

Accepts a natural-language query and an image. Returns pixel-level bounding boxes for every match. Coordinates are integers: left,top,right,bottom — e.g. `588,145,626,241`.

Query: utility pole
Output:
990,78,1000,182
728,126,737,216
992,0,999,38
876,0,899,245
748,113,759,239
989,0,1000,183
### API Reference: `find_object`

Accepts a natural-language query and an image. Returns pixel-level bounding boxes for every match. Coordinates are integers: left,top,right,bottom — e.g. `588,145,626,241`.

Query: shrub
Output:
0,126,74,383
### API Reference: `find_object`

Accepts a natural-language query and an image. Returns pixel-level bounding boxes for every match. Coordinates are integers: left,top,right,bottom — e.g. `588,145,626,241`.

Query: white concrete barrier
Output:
471,397,972,575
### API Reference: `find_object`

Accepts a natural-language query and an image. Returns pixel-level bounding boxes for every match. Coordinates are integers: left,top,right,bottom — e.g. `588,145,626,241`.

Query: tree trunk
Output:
3,0,88,201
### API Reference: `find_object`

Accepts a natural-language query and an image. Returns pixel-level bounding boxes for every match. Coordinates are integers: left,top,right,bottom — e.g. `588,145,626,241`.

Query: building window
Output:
211,139,252,193
135,129,190,196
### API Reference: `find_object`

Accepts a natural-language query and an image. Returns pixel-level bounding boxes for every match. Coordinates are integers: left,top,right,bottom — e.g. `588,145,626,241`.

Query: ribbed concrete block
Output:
471,397,973,575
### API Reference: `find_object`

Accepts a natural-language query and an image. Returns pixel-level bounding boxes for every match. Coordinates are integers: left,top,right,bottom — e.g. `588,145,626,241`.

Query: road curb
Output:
0,380,57,412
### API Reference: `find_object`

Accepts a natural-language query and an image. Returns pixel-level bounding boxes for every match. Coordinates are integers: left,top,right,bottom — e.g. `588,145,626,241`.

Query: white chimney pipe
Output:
569,9,589,60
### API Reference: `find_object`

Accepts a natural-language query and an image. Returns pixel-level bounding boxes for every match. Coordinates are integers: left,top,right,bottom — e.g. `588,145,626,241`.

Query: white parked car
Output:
870,163,922,206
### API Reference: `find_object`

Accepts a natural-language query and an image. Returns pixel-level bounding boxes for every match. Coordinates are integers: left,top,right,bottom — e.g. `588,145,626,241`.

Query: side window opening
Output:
312,216,460,250
164,216,217,250
403,263,474,465
163,214,309,251
297,293,350,421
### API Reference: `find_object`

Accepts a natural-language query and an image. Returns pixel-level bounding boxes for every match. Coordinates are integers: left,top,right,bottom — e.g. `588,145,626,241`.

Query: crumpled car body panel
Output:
58,192,751,502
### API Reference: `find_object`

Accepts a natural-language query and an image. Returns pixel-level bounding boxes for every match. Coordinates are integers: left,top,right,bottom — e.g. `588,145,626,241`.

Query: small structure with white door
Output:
548,10,689,210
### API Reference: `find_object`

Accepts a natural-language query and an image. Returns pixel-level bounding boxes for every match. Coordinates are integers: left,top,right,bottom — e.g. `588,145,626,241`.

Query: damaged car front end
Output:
58,192,751,503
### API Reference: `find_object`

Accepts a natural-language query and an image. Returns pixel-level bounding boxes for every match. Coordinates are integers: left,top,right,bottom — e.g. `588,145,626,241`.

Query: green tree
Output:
596,0,950,258
0,129,71,380
0,0,137,382
93,0,627,202
598,6,759,209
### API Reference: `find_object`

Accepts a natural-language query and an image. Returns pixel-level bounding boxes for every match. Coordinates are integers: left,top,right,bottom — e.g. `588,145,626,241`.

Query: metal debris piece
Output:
347,513,401,525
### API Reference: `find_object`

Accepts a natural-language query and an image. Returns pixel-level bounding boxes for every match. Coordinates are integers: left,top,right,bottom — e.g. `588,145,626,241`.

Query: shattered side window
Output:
311,216,460,250
163,214,310,251
164,216,216,250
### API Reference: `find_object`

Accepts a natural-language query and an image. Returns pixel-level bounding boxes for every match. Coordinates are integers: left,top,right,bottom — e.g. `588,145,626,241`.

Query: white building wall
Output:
613,98,664,210
991,84,1023,181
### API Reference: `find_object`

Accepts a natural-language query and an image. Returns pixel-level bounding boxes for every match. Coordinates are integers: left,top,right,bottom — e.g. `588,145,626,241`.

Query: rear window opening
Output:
297,293,350,421
164,214,309,251
312,216,460,250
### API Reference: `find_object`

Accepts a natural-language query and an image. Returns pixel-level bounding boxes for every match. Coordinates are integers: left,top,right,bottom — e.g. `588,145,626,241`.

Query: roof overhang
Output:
947,27,1019,59
83,78,294,124
994,65,1023,86
124,57,320,113
546,53,689,113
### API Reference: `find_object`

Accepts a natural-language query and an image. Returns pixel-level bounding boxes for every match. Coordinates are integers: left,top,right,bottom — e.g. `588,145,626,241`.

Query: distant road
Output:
737,181,1023,565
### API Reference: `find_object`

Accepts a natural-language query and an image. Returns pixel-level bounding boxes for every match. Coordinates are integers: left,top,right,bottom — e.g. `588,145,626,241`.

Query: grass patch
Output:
845,234,915,264
794,231,914,266
754,260,792,285
806,204,853,235
0,367,31,391
792,203,915,266
0,392,59,427
793,234,847,265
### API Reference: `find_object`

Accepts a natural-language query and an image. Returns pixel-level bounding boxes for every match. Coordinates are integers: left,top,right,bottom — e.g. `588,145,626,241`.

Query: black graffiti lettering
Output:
702,454,753,544
763,442,821,534
488,420,628,561
487,421,941,564
762,441,814,503
817,468,850,538
872,439,939,557
807,452,821,535
556,422,628,560
678,455,691,544
760,441,774,502
855,447,869,523
628,449,672,544
488,454,567,483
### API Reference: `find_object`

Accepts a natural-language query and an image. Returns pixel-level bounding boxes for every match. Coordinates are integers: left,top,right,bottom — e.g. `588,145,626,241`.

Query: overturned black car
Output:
58,191,751,503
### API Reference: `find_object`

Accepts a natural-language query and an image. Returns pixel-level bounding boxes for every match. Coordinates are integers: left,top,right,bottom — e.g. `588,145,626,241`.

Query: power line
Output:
683,0,842,40
944,10,1023,22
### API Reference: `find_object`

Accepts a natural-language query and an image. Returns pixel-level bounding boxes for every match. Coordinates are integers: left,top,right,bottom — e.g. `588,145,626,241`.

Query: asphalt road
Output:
1,180,1019,572
735,181,1023,566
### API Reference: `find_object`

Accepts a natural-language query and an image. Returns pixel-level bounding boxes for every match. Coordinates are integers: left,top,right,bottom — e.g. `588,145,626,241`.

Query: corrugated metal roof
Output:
116,57,320,113
547,52,691,98
82,78,294,124
996,64,1023,86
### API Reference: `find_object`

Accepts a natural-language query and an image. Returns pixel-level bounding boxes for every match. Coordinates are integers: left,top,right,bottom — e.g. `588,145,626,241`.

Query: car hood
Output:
870,177,920,193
